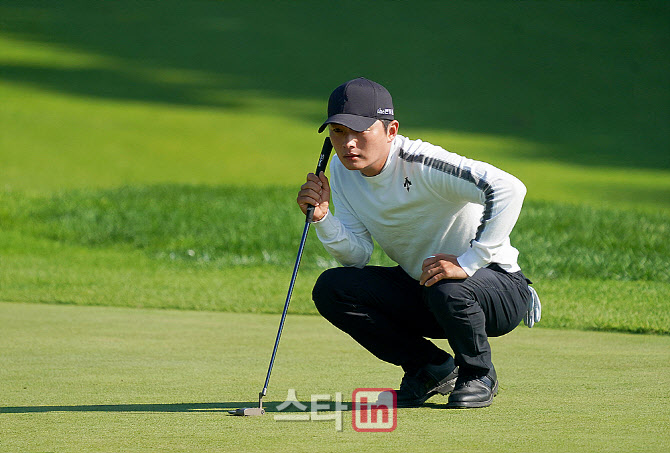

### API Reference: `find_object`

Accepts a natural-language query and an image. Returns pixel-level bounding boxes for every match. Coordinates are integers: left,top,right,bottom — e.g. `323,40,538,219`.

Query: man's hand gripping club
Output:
297,171,330,222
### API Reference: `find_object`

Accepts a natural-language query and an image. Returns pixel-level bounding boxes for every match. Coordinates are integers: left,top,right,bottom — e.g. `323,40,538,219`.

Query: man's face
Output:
328,120,398,177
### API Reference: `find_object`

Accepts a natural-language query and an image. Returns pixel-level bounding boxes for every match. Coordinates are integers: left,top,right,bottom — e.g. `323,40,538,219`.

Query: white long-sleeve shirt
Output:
313,134,526,280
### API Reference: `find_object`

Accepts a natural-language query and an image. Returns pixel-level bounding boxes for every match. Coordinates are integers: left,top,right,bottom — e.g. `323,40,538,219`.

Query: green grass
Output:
2,78,669,212
0,1,668,333
1,233,668,335
1,302,669,453
1,185,669,334
1,2,669,450
3,185,669,282
1,1,669,209
1,0,668,171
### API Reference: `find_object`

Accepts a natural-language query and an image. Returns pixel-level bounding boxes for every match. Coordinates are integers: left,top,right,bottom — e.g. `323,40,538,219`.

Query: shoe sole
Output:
445,380,499,409
433,368,459,395
395,368,459,408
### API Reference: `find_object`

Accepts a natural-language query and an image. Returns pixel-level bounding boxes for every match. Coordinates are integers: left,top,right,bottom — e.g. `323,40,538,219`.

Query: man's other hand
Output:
420,254,468,286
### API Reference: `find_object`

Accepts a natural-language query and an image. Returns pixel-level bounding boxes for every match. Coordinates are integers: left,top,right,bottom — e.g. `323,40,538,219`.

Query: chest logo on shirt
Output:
403,177,412,192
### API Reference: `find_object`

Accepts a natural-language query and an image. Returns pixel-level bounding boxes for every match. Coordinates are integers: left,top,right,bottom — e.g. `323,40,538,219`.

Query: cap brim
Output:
318,114,377,133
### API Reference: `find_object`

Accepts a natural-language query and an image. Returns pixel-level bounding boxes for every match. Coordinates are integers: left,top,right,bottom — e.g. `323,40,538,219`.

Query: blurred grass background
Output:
1,0,669,334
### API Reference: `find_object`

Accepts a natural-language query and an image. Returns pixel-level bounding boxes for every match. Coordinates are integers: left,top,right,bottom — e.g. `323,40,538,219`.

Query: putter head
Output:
229,407,265,416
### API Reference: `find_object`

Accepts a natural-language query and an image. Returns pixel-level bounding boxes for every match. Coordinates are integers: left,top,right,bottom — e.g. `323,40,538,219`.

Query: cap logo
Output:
377,108,394,115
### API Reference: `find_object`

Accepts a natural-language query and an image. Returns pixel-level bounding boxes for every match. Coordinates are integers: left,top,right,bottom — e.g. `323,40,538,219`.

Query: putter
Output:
230,137,333,416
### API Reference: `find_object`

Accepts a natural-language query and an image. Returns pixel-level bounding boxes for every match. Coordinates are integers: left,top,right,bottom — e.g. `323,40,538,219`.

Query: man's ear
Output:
387,120,399,142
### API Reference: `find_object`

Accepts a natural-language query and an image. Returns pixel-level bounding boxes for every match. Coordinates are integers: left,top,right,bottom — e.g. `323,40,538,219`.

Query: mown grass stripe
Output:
3,185,667,283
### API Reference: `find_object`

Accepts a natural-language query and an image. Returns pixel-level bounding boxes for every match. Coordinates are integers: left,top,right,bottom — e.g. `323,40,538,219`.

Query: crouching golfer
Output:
297,77,540,408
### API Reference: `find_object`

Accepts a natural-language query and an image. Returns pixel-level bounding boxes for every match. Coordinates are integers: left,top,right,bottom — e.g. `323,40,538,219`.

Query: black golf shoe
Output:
446,374,498,409
392,357,458,408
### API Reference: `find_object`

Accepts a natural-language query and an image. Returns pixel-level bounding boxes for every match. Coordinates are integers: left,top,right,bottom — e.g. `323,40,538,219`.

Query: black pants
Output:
312,264,532,380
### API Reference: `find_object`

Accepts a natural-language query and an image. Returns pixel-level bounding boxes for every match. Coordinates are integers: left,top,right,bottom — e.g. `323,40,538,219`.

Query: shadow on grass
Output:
1,0,668,169
0,400,482,414
0,401,353,414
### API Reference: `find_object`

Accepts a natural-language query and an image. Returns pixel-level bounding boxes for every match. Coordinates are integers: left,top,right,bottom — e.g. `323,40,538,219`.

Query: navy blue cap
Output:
318,77,394,133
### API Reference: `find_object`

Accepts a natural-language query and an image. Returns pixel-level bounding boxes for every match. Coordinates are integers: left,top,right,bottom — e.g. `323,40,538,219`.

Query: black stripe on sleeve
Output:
398,148,494,242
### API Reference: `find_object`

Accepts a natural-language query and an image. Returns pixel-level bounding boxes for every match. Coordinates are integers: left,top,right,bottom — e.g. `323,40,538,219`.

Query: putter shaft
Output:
261,218,311,399
258,137,333,409
231,138,332,417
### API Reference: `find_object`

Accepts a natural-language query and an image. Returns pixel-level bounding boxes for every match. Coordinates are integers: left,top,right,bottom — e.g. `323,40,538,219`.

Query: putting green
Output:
1,302,668,452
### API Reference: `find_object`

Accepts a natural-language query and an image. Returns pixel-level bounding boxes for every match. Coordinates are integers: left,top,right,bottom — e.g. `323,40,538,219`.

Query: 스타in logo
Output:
352,389,397,432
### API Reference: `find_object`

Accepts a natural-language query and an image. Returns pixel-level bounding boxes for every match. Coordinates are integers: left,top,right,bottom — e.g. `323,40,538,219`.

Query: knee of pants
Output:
312,267,350,319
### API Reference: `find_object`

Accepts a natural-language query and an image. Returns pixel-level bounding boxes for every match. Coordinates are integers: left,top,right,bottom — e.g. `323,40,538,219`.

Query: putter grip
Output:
306,137,333,222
